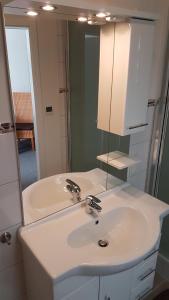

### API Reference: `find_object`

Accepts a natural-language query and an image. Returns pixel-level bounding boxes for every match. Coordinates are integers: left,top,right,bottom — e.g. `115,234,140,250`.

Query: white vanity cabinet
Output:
99,252,157,300
53,251,158,300
20,183,168,300
53,276,99,300
99,269,133,300
60,277,99,300
97,21,155,136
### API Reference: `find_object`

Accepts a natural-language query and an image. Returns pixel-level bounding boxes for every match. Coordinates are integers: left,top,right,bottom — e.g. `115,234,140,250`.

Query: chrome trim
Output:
65,22,71,172
66,178,81,202
144,250,158,260
148,98,160,107
138,269,155,281
86,195,102,216
128,123,148,130
59,87,69,94
136,287,153,300
146,41,169,195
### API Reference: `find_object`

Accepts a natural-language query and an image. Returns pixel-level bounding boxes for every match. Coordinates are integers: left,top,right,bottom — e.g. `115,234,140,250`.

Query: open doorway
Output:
5,27,38,190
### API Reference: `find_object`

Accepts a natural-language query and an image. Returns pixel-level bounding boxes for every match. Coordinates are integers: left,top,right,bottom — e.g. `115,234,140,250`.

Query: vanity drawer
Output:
130,271,155,300
132,252,157,288
54,276,99,300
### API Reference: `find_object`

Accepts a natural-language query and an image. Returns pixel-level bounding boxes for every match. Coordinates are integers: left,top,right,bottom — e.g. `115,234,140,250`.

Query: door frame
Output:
4,14,46,179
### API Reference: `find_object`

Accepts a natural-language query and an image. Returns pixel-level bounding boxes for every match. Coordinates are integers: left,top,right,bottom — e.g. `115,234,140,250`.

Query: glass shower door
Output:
157,115,169,258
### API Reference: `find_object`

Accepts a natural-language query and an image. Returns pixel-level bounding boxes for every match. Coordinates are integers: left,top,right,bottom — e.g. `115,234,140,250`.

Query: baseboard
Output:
157,253,169,281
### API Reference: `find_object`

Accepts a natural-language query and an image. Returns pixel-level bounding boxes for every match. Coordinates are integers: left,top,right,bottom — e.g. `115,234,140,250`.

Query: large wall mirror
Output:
4,2,130,225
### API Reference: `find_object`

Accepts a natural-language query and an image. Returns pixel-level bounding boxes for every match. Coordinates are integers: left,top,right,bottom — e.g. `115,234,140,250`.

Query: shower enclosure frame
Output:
146,38,169,197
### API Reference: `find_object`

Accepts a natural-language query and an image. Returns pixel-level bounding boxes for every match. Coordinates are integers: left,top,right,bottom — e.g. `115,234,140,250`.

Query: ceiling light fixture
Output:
26,11,38,16
105,16,111,22
42,4,56,11
88,18,97,25
106,16,130,23
88,20,93,25
96,12,110,18
88,18,106,26
78,16,87,22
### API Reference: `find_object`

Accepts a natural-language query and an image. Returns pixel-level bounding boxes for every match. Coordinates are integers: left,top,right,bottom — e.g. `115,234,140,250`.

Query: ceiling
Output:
4,0,97,19
3,0,158,20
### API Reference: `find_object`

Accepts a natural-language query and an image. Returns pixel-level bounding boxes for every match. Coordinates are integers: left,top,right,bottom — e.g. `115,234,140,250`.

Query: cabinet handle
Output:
135,286,152,300
128,123,148,130
144,249,158,260
105,296,111,300
59,88,69,94
138,268,154,281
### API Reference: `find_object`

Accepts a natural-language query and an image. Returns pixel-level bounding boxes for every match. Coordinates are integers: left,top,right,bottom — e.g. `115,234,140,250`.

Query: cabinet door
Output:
123,22,154,135
97,23,115,132
98,22,154,136
110,22,154,136
99,270,132,300
61,277,99,300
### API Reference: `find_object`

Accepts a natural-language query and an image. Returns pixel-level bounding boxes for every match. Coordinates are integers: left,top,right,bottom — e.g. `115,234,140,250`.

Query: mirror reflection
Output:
4,8,129,225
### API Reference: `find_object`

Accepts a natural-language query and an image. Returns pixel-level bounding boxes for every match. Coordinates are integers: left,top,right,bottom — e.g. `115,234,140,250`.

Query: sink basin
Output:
68,207,148,259
20,183,169,282
22,168,122,224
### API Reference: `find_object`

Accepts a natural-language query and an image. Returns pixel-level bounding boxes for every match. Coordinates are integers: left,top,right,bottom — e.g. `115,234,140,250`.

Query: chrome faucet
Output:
66,179,81,202
86,195,102,217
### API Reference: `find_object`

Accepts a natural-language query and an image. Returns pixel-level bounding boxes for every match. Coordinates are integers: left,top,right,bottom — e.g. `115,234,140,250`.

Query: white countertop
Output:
20,183,169,283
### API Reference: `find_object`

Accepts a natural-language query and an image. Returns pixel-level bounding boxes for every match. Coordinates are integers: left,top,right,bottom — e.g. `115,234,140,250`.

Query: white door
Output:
61,277,99,300
99,270,132,300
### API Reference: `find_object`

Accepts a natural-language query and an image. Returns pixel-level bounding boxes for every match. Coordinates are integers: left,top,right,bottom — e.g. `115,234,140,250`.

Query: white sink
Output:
68,207,148,258
22,168,122,224
20,183,169,282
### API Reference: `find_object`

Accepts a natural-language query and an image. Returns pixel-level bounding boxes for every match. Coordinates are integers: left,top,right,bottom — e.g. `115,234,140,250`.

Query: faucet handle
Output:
89,200,102,212
66,179,81,192
87,195,101,203
86,195,102,215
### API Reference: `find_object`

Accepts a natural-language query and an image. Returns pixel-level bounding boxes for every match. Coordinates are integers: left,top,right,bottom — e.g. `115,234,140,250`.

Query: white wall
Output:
0,16,68,299
1,1,169,300
0,6,26,300
5,28,31,92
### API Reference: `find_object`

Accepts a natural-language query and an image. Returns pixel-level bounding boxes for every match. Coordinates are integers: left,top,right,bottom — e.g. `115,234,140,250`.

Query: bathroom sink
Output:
22,168,122,224
20,183,169,282
68,207,148,259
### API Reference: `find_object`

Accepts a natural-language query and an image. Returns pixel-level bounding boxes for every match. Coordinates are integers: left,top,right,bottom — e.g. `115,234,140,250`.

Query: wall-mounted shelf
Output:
97,151,140,170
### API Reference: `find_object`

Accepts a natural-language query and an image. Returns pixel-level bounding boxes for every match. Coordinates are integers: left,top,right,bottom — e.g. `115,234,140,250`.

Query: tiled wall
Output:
0,14,69,299
0,136,26,300
0,6,26,299
127,106,155,191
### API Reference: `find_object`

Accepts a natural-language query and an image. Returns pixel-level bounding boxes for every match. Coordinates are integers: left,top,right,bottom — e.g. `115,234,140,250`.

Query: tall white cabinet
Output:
97,21,155,136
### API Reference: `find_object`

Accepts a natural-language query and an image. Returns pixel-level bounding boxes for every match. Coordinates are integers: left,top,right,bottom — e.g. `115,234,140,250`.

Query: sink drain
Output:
98,240,109,247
